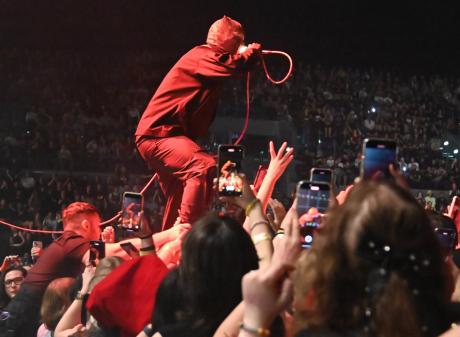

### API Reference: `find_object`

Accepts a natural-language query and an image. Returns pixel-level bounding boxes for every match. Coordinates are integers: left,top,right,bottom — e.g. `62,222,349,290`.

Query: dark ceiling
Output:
1,0,459,73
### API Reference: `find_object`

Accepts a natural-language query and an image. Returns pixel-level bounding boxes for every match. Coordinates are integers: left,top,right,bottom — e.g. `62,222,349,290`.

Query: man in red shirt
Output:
1,202,101,337
136,16,261,229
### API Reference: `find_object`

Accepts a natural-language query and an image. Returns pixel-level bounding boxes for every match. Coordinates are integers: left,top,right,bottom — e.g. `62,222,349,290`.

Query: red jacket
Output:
135,45,258,140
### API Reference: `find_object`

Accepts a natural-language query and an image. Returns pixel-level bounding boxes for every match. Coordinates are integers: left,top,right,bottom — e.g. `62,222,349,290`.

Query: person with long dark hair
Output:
151,213,259,337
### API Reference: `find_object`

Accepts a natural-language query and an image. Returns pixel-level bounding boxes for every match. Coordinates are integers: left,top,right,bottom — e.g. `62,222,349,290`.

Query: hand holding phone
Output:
31,241,43,263
310,168,333,185
89,240,105,265
218,145,244,196
296,181,330,249
120,192,144,231
120,242,140,259
361,138,397,180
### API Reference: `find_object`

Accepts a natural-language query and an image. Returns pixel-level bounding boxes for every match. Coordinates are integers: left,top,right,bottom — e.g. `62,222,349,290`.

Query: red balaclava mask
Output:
206,15,245,54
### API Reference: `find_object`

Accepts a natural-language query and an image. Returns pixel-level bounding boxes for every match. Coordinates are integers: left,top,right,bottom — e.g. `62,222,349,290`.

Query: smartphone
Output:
121,192,144,231
361,138,397,180
32,241,43,263
32,241,43,249
310,168,333,185
448,196,460,249
296,181,331,249
218,145,244,196
120,242,140,259
435,227,457,253
89,240,105,263
253,164,268,193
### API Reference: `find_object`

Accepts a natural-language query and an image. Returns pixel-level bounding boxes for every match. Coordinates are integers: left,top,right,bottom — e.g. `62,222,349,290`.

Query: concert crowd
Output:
1,44,460,337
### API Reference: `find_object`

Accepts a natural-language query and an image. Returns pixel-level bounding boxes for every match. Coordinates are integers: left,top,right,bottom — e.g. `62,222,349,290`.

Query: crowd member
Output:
150,212,260,337
0,202,101,337
0,266,27,310
38,277,77,337
237,181,460,337
53,257,123,337
135,16,262,229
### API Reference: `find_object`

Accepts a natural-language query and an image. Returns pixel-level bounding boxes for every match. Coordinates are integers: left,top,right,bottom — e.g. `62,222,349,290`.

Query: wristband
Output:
140,245,155,252
251,232,273,246
275,229,285,236
140,234,153,240
245,198,260,217
240,323,270,337
143,324,154,336
75,291,87,301
250,220,270,232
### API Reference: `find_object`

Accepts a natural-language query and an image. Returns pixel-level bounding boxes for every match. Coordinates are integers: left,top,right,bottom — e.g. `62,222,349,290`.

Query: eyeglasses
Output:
4,277,24,287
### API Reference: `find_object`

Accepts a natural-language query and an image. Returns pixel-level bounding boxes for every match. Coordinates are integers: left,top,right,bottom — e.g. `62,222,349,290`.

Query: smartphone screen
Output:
120,242,140,259
218,145,244,196
89,240,105,263
296,181,330,249
121,192,143,230
253,164,268,193
361,139,397,180
310,168,333,184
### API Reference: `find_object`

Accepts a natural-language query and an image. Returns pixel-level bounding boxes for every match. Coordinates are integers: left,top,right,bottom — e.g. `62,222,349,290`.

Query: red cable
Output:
234,72,251,145
261,50,294,85
0,219,64,234
0,174,160,234
234,49,294,145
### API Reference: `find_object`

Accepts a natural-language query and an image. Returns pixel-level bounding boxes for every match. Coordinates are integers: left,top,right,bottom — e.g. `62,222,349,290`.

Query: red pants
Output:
137,136,216,230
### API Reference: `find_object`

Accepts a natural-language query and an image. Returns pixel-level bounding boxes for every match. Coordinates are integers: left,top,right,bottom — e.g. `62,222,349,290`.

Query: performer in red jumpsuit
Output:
136,16,261,229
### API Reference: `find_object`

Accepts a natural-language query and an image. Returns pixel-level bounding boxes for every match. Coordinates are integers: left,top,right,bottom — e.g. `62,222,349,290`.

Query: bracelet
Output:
250,220,270,232
140,234,153,240
140,245,155,252
251,232,273,246
245,198,260,217
143,324,154,336
240,323,270,337
75,291,87,301
275,229,285,236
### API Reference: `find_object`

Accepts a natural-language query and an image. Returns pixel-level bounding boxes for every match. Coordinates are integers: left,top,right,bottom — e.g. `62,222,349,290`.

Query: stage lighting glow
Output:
454,149,459,154
444,141,449,146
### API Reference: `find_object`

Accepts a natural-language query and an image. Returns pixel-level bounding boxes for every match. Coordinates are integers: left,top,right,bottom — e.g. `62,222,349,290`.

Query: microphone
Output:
238,45,270,55
237,45,293,85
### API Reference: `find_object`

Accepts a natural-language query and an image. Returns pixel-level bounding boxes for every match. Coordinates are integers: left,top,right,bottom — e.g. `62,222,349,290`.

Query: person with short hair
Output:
136,16,262,230
0,266,27,310
0,202,101,337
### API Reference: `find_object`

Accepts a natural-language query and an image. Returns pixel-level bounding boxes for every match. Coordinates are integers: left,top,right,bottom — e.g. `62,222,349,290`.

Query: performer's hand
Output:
248,43,262,53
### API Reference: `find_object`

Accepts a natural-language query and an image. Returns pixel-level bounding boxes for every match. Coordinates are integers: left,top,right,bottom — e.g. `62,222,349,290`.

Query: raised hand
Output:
267,141,294,181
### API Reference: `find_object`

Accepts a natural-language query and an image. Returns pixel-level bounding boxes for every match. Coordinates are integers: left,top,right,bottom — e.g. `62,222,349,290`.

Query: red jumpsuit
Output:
136,44,258,229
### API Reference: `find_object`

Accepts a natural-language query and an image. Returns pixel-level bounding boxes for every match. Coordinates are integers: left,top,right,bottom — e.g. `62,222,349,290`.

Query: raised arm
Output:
54,264,95,337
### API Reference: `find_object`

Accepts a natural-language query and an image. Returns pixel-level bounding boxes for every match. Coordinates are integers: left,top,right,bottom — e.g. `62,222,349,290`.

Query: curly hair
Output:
293,182,452,337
